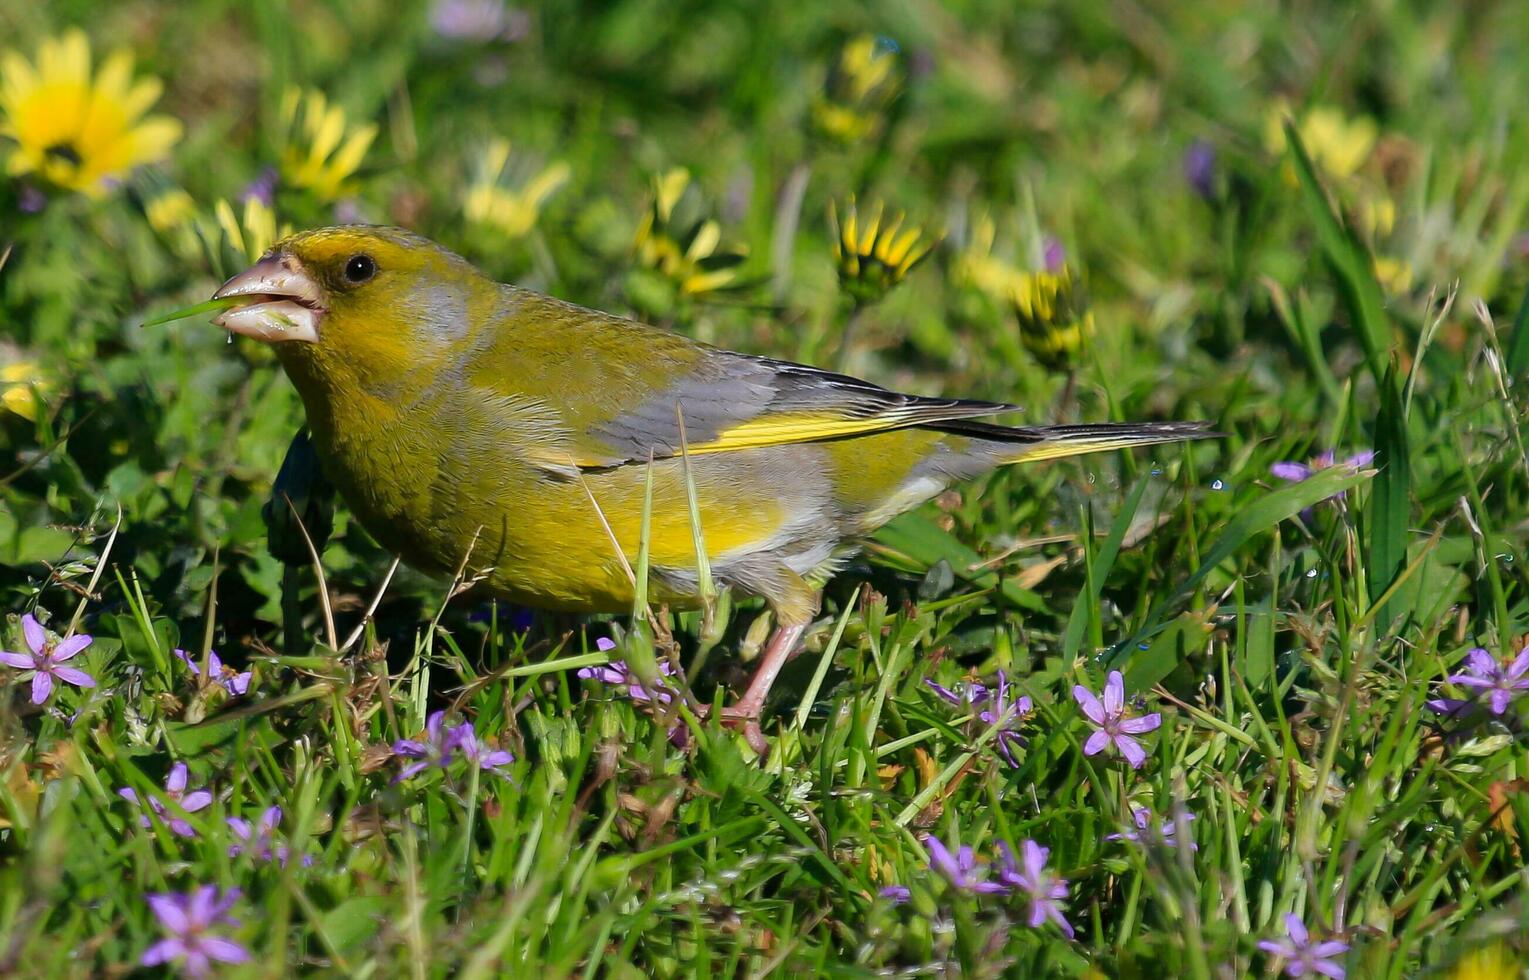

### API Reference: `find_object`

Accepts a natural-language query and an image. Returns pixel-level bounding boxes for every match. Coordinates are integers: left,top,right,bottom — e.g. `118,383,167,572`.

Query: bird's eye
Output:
344,254,376,284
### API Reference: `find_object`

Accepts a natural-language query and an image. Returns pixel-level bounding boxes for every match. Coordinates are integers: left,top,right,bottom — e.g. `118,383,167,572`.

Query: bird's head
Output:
211,225,494,384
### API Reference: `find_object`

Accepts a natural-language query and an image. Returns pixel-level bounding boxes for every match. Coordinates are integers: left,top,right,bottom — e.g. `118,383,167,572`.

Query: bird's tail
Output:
936,419,1219,465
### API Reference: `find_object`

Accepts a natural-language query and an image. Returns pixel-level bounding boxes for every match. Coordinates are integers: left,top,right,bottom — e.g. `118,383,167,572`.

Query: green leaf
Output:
1062,477,1149,662
1114,465,1371,666
872,512,1047,613
1507,283,1529,383
1367,368,1410,618
1285,117,1392,386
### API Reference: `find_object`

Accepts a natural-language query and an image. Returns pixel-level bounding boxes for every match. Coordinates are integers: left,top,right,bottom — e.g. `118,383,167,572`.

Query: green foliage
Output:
3,1,1529,976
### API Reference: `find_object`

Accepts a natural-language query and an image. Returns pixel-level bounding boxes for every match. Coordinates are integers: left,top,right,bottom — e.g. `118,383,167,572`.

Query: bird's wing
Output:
581,352,1022,465
479,289,1021,473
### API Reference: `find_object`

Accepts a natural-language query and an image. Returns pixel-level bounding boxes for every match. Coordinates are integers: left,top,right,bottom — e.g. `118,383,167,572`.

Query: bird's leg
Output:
719,621,809,756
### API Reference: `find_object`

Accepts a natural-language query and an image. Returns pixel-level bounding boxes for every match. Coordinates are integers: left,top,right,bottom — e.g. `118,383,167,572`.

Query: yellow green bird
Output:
212,226,1211,749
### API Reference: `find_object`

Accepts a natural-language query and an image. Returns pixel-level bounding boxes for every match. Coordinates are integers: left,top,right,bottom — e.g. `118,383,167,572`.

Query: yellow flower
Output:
1447,944,1519,980
1010,266,1094,372
463,138,571,239
209,196,291,265
633,167,748,297
144,185,195,234
812,35,902,145
1265,101,1377,182
1372,255,1413,294
953,212,1029,300
1,361,49,422
0,28,180,196
278,87,376,202
829,197,939,305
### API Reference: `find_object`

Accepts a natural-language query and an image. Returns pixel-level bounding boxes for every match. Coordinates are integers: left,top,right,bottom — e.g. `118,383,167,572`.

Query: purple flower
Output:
1447,647,1529,716
1042,237,1065,273
1073,671,1162,768
430,0,530,42
878,884,911,904
924,833,1009,895
17,184,46,213
173,648,250,697
925,670,1034,768
227,805,312,866
141,886,249,979
577,644,679,706
1271,450,1375,498
1,614,95,704
119,762,213,838
392,711,461,781
452,722,516,777
1256,913,1349,978
1183,140,1217,199
1424,696,1478,723
1106,806,1197,850
238,166,278,207
996,839,1074,938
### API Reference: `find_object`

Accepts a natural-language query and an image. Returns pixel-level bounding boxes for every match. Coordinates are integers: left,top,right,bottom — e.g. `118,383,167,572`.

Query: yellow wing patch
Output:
682,408,935,455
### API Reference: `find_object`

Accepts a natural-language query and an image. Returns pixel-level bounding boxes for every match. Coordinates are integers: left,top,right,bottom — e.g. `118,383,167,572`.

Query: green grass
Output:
3,0,1529,975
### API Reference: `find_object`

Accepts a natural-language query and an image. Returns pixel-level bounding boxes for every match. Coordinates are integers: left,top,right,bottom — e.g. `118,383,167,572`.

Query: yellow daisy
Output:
206,196,291,267
0,28,180,197
829,197,939,305
812,35,902,146
633,167,748,297
463,138,571,239
1,360,49,422
1010,266,1095,372
1265,100,1377,182
278,87,376,202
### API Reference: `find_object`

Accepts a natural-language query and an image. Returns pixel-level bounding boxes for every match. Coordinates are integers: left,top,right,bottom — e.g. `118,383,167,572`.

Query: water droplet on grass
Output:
1211,479,1224,490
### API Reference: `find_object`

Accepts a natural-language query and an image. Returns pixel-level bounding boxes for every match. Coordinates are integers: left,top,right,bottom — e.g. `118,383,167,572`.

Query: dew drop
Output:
1151,468,1163,476
1306,568,1318,578
1211,479,1225,491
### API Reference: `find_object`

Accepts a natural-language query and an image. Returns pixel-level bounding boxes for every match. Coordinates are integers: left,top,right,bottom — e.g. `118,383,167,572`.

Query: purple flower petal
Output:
166,763,189,794
200,937,250,964
180,790,213,813
51,666,94,688
1118,712,1161,735
146,894,192,933
30,672,52,704
140,938,186,967
1082,730,1111,756
51,634,91,661
1116,734,1148,768
1284,914,1309,945
1465,648,1497,676
1270,462,1312,482
21,615,46,656
1103,672,1125,715
0,651,35,668
925,836,961,882
1073,685,1105,724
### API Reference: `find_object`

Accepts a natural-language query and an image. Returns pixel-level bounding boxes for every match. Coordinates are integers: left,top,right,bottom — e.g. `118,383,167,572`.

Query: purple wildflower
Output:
1446,647,1529,716
1183,140,1217,199
925,670,1034,768
878,884,911,904
996,839,1074,938
391,710,461,781
238,166,278,207
452,722,516,777
1106,806,1197,850
1073,671,1162,768
141,886,249,979
1,614,95,704
118,762,213,838
1042,237,1065,273
577,642,679,706
924,833,1009,895
1256,913,1349,978
1271,450,1375,497
173,648,250,697
1424,696,1478,723
429,0,530,42
227,805,311,866
17,184,46,213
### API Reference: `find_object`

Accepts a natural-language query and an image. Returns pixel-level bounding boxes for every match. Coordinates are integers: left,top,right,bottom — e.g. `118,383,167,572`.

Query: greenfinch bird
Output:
213,226,1210,749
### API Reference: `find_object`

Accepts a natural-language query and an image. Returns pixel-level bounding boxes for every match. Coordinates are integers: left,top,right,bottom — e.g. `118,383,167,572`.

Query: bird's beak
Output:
212,253,325,343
